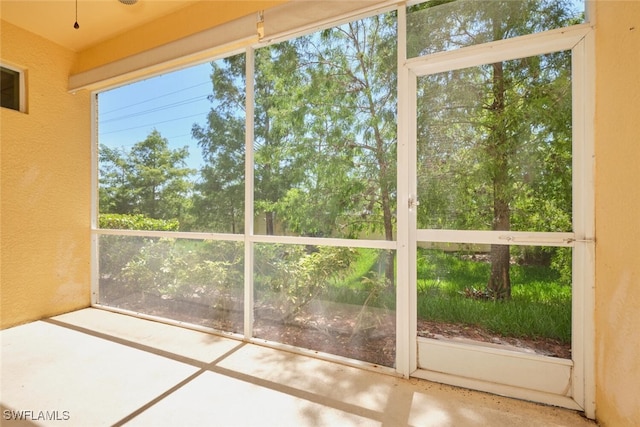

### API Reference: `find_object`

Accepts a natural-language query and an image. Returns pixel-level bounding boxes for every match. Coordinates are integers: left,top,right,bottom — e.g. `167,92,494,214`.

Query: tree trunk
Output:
381,186,395,289
487,244,511,299
231,206,236,234
266,211,275,235
486,60,512,299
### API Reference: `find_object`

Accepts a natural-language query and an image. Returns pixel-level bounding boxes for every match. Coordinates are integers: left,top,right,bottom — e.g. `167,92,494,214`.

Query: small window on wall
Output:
1,65,24,112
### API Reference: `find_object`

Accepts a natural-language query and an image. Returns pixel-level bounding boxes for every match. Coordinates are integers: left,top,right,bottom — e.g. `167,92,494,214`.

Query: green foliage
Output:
550,247,572,286
414,5,575,296
98,215,178,291
416,248,571,342
101,237,244,305
255,245,357,322
407,0,581,57
120,240,243,298
98,4,583,343
102,237,570,342
99,213,179,231
99,235,149,296
323,248,396,311
191,53,246,233
99,130,195,230
193,14,397,245
339,248,381,289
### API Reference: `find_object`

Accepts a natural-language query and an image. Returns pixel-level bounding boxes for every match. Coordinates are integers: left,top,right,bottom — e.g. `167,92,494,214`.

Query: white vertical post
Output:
580,4,597,418
244,47,256,339
90,92,99,306
395,4,415,377
406,70,418,375
582,26,596,419
571,30,596,418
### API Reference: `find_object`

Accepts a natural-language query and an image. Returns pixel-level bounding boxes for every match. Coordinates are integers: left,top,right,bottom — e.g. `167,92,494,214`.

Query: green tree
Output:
191,54,247,233
413,0,577,298
99,130,194,227
253,41,311,235
194,14,398,284
192,46,310,235
99,145,133,214
303,15,397,285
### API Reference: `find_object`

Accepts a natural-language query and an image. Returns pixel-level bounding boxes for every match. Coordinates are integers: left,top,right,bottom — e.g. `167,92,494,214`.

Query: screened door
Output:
405,25,593,410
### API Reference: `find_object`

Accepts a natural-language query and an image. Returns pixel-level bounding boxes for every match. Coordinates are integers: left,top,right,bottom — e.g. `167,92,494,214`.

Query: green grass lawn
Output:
325,248,392,306
322,247,571,343
416,248,571,343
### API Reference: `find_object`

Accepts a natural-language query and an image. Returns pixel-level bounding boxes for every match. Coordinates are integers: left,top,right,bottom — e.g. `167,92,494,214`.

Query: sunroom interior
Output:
1,1,639,426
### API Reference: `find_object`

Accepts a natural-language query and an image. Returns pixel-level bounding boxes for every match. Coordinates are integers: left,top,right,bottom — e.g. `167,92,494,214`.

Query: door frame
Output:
395,10,595,415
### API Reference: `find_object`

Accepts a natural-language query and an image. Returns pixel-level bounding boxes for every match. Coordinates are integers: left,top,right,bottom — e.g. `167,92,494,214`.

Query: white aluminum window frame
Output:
1,62,26,113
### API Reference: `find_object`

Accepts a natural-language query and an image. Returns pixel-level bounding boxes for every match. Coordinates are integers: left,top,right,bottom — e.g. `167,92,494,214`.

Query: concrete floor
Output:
1,308,596,427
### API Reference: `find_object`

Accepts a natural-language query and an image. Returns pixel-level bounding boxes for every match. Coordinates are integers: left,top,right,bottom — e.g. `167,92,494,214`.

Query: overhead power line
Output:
99,81,210,115
100,95,209,124
99,113,205,135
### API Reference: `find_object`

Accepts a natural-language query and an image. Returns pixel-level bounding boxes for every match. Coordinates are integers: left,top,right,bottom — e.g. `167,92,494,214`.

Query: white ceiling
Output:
1,0,199,52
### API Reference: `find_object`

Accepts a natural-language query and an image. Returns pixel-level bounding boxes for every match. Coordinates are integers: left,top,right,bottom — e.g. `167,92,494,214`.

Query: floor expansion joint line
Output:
41,317,384,423
204,364,385,423
111,368,207,427
43,318,209,369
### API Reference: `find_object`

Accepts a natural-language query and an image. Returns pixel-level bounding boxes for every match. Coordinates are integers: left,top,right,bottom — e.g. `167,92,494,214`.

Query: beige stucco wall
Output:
594,1,640,426
0,21,92,329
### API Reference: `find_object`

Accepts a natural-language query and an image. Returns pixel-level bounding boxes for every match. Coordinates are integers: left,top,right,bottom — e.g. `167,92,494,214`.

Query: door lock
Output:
408,197,420,211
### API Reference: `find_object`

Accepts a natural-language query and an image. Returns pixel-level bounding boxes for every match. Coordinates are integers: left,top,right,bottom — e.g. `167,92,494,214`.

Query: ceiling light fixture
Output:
73,0,138,31
73,0,79,29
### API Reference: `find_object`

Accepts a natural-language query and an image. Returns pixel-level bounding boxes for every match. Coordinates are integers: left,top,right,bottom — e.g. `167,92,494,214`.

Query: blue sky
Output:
98,62,213,171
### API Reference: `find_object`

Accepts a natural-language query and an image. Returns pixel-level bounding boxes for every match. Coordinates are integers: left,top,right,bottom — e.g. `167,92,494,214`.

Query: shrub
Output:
98,214,179,298
255,245,357,322
99,213,179,231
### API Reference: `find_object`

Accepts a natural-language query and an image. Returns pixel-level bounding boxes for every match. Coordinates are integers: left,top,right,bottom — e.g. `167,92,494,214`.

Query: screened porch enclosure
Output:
98,235,397,367
96,9,400,367
94,0,593,413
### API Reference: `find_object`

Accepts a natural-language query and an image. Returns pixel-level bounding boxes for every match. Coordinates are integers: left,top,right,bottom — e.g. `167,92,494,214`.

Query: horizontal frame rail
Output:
406,23,592,77
93,228,397,250
417,229,577,247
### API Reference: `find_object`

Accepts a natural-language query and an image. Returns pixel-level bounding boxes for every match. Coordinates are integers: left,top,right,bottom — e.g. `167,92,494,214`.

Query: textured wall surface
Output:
1,21,92,329
594,1,640,426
